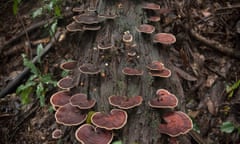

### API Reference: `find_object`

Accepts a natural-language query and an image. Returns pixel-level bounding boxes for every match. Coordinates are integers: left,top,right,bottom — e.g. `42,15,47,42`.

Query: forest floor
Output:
0,0,240,144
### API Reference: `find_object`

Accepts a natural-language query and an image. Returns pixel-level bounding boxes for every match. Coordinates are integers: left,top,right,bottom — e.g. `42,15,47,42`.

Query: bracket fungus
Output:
122,31,133,43
159,111,193,137
52,129,63,139
97,41,114,50
148,89,178,108
55,103,87,126
91,109,128,130
75,124,113,144
142,3,161,10
153,33,176,45
108,95,143,109
79,63,101,75
147,61,171,78
122,67,144,76
136,24,155,34
70,93,96,109
66,21,84,32
57,76,74,89
73,14,104,24
148,16,161,22
50,90,71,109
60,61,77,71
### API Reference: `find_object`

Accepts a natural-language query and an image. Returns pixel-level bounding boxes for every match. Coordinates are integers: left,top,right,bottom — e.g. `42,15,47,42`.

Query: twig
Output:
189,29,240,59
0,29,63,98
0,18,54,53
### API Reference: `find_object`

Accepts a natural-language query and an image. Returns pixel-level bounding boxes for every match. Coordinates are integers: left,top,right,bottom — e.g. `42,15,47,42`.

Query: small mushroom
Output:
122,31,133,43
91,109,128,130
57,76,74,89
146,61,165,71
149,68,171,78
50,90,71,109
153,33,176,45
75,124,113,144
108,95,143,109
60,61,77,71
148,89,178,108
79,63,101,75
98,13,117,20
72,7,85,13
159,111,193,137
73,14,104,24
55,103,87,126
52,129,63,139
122,67,144,76
83,24,102,31
136,24,155,34
142,3,161,10
70,93,96,109
148,16,161,22
66,21,84,32
97,41,114,50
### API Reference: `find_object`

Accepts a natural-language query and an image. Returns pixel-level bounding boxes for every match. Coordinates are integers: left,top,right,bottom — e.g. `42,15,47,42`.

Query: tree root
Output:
189,29,240,59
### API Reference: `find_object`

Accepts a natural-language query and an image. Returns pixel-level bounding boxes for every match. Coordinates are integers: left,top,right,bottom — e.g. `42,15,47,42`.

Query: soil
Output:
0,0,240,144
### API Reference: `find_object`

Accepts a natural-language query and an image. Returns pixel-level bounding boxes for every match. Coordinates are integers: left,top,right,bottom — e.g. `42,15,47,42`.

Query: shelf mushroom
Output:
60,61,77,71
79,63,101,75
52,129,63,139
55,103,87,126
69,93,96,109
57,76,75,89
159,111,193,137
136,24,155,34
148,89,178,108
66,21,84,32
50,90,71,109
108,95,143,109
75,124,113,144
147,61,171,78
142,3,161,10
122,67,144,76
153,33,176,45
91,109,128,130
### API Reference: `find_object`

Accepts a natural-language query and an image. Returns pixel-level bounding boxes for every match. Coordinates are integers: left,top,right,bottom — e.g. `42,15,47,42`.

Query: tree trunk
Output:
67,0,187,143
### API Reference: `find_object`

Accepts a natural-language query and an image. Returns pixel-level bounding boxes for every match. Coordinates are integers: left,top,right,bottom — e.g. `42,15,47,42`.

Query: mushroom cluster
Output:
148,89,193,138
136,2,176,45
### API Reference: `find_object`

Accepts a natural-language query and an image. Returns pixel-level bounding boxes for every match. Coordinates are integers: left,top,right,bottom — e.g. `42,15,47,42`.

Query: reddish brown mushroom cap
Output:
60,61,77,71
73,14,104,24
97,41,114,50
70,93,96,109
148,89,178,108
55,103,87,126
153,33,176,45
122,67,144,76
136,24,155,34
91,109,128,130
66,21,84,32
79,63,101,75
159,111,193,137
50,90,71,108
146,61,165,71
108,95,143,109
52,129,63,139
72,7,84,13
148,16,161,22
122,31,133,43
98,13,117,19
142,3,160,10
83,25,101,31
57,76,74,89
75,124,113,144
149,68,171,78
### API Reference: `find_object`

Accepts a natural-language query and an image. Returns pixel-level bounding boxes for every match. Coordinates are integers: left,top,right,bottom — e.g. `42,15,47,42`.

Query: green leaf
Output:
220,121,235,133
40,74,57,86
36,44,44,63
49,20,58,36
86,111,95,124
19,86,33,105
112,141,122,144
16,81,36,94
13,0,21,15
36,82,45,106
32,7,43,18
22,54,40,76
54,5,61,17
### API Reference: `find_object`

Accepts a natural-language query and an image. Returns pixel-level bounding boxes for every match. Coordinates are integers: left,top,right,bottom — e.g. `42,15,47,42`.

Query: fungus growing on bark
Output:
57,76,74,89
66,21,84,32
142,3,161,10
50,90,71,109
146,61,164,71
70,93,96,109
98,13,117,20
148,89,178,108
159,111,193,137
122,31,133,43
72,7,84,13
153,33,176,45
83,25,101,31
79,63,101,75
91,109,128,130
148,16,161,22
122,67,144,76
108,95,143,109
60,61,77,71
52,129,63,139
73,14,103,24
55,103,87,126
147,61,171,78
136,24,155,34
75,124,113,144
97,41,114,50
